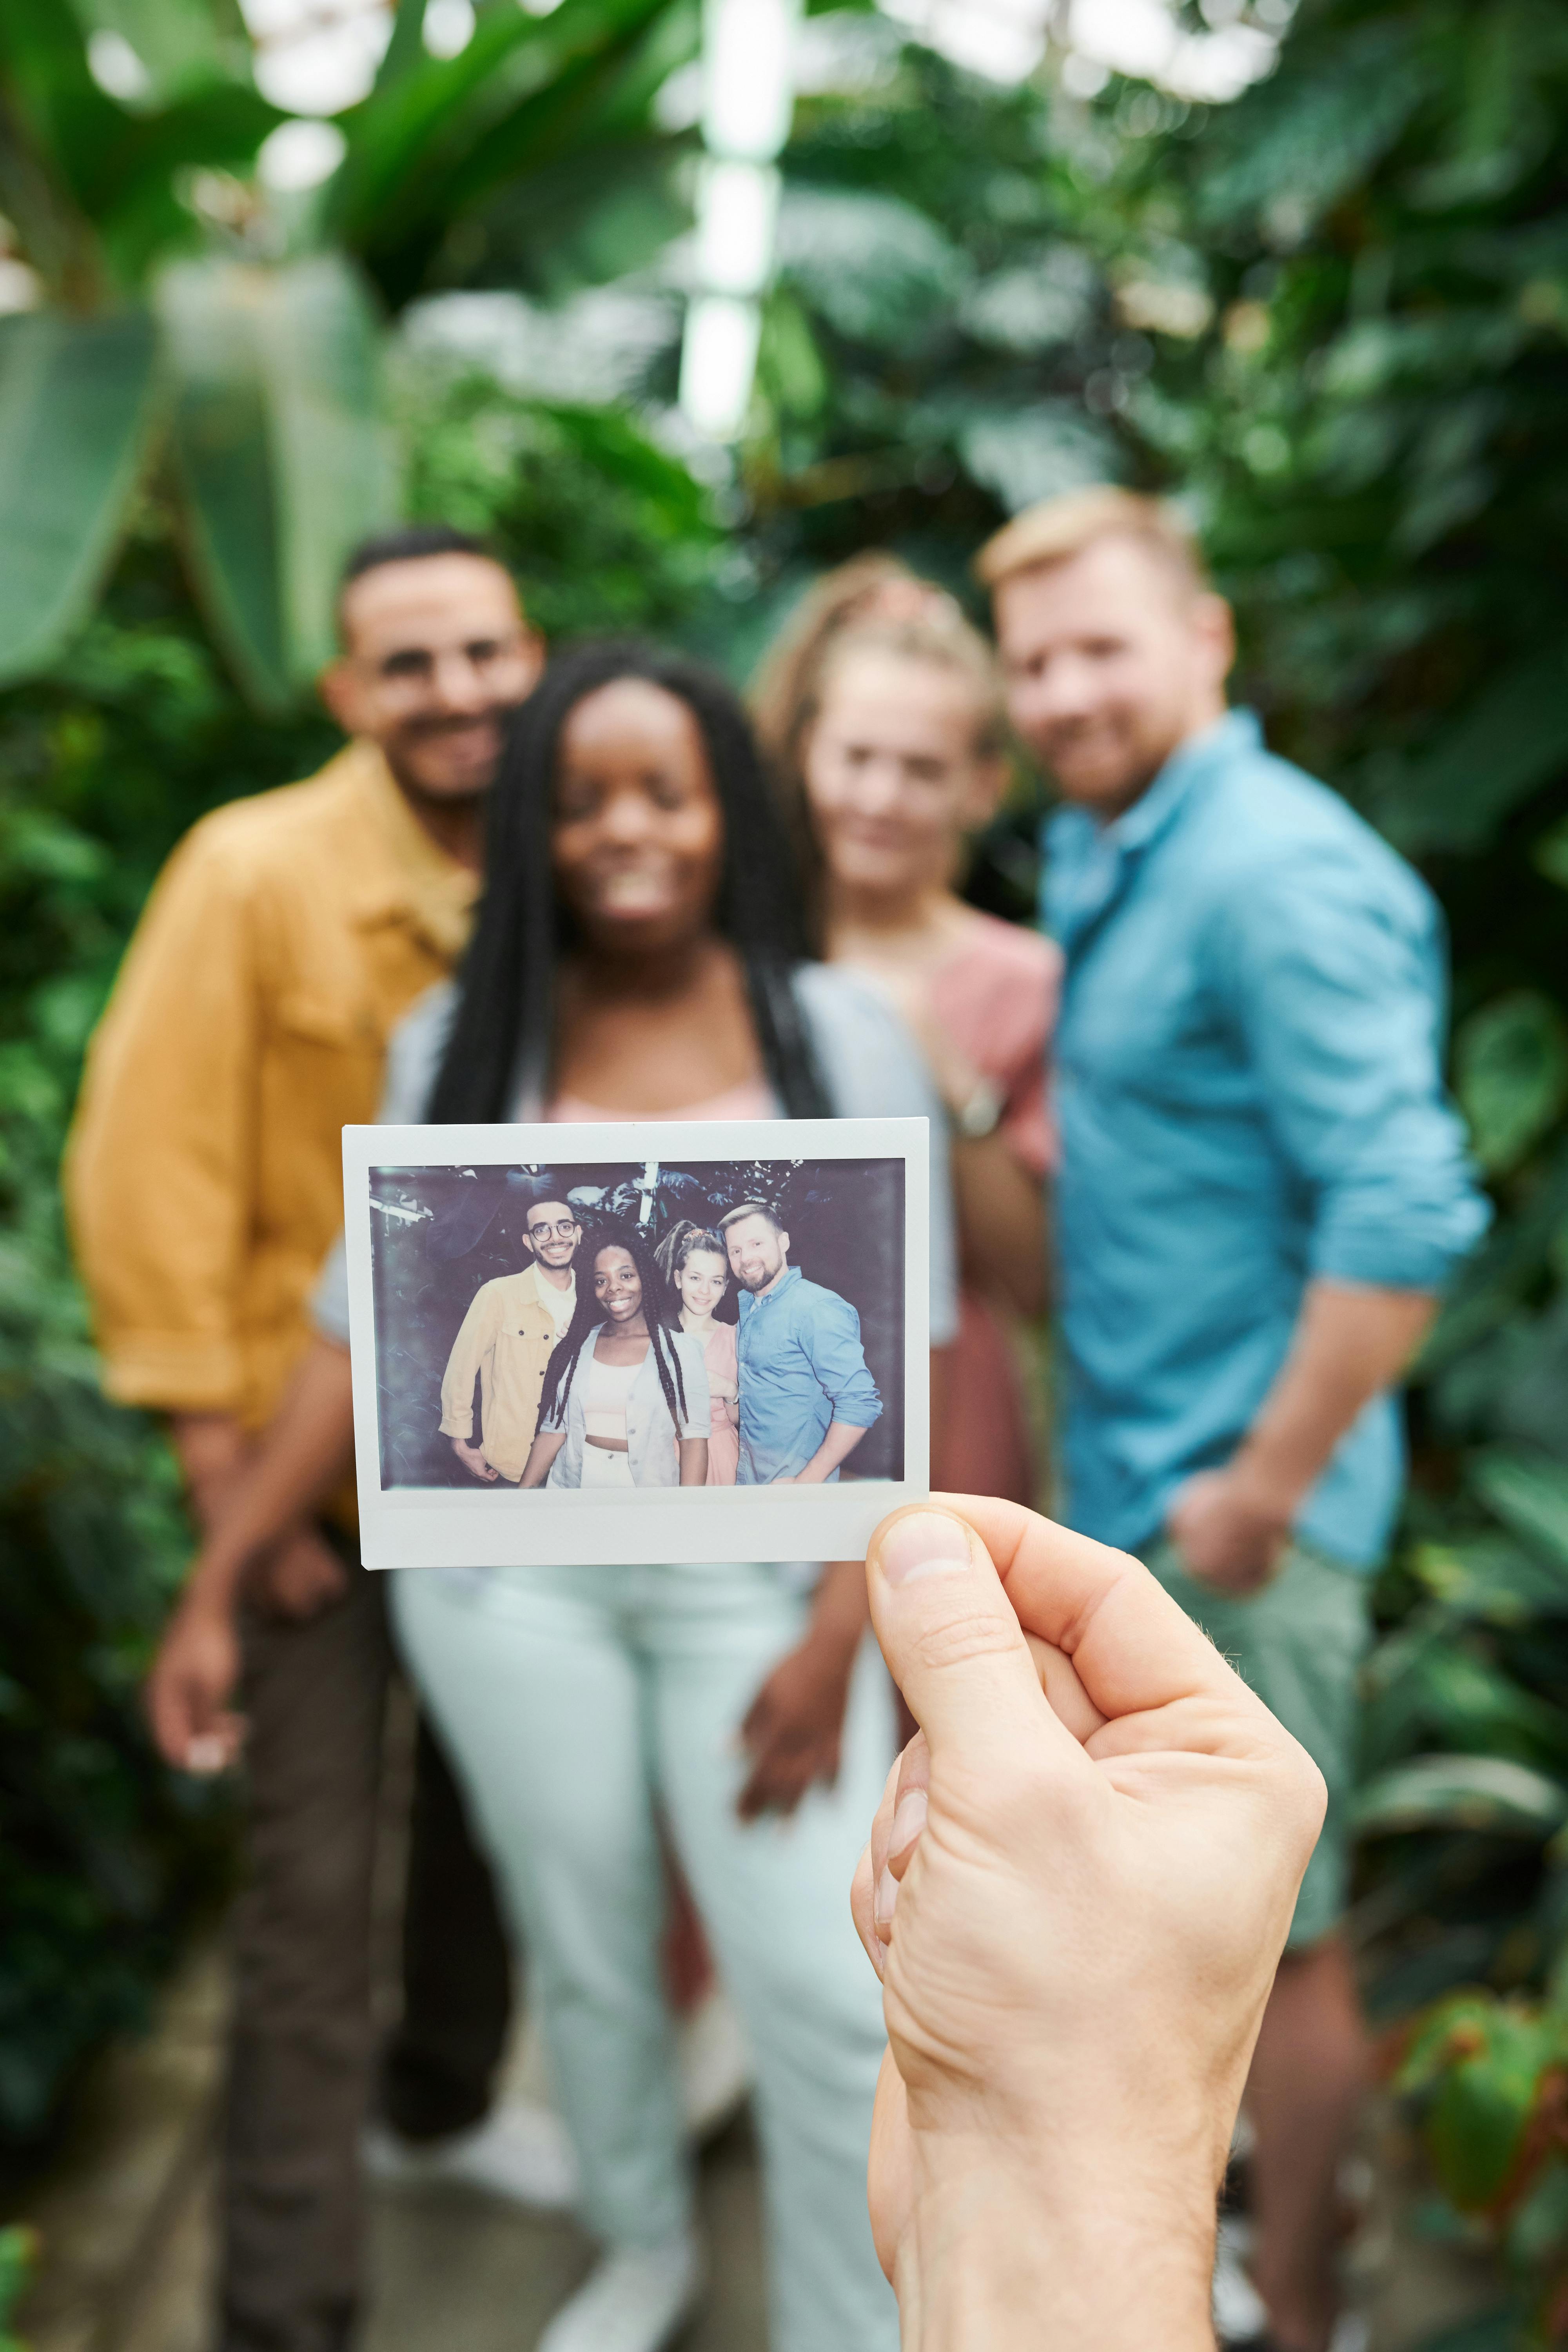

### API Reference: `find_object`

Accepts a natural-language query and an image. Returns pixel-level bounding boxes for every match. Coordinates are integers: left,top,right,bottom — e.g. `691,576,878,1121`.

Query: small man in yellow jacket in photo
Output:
441,1188,583,1482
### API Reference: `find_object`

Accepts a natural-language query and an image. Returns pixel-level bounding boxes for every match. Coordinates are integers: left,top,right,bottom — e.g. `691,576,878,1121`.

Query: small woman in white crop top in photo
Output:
518,1221,709,1489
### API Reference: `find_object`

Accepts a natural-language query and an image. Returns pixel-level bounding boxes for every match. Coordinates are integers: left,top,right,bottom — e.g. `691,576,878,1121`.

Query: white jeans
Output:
392,1561,900,2352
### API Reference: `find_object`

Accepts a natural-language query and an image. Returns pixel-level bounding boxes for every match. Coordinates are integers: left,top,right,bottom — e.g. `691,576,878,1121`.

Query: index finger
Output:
924,1492,1251,1727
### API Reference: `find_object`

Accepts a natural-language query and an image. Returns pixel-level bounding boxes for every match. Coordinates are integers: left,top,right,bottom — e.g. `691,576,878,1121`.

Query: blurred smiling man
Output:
67,526,550,2352
983,487,1488,2352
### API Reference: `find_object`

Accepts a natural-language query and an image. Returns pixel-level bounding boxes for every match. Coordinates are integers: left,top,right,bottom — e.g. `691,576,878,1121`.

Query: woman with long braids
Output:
154,638,957,2352
519,1223,708,1489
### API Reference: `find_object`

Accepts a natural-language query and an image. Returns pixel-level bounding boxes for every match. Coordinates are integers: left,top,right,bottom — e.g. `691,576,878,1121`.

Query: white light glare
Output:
423,0,475,53
679,294,762,439
259,116,349,189
87,27,152,100
241,0,392,116
703,0,801,159
1065,0,1276,99
695,160,780,299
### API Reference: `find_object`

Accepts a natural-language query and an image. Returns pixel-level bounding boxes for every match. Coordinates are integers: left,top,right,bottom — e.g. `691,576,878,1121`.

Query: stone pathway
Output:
13,1943,768,2352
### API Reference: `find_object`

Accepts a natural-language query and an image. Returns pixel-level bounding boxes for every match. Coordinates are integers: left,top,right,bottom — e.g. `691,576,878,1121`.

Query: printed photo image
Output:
342,1116,931,1570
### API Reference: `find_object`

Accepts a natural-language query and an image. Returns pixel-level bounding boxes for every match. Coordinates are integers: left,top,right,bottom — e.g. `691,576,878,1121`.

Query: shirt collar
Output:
338,740,479,964
1045,710,1260,951
740,1264,802,1316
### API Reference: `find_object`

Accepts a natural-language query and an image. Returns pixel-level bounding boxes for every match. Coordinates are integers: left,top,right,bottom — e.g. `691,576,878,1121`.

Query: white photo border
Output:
343,1116,931,1570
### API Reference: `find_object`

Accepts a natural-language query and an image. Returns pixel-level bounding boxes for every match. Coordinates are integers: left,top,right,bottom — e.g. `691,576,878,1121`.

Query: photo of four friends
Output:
370,1156,903,1495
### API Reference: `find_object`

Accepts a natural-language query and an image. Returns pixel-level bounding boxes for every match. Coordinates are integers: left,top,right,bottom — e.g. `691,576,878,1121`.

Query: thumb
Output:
866,1506,1080,1773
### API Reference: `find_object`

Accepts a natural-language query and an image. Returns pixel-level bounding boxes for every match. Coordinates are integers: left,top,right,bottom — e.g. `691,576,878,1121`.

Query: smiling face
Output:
802,648,1003,905
593,1245,646,1326
677,1245,728,1319
550,678,726,960
322,554,543,805
724,1213,789,1296
994,535,1233,821
524,1199,579,1270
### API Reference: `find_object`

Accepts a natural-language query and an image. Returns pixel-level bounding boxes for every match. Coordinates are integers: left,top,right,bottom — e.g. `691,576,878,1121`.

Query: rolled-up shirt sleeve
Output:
804,1296,883,1428
1223,844,1490,1291
312,981,456,1349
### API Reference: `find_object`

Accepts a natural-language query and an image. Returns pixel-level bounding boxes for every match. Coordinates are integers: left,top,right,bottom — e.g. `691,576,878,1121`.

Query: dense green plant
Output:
1089,0,1568,1938
0,380,720,2149
0,2226,34,2348
0,0,690,708
1094,0,1568,2323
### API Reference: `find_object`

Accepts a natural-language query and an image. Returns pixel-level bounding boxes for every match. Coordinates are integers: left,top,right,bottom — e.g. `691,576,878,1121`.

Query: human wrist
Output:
897,2149,1215,2352
181,1541,249,1622
1225,1438,1309,1527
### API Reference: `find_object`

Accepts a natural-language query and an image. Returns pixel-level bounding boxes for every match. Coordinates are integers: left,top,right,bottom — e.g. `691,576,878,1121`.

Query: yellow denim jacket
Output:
65,741,476,1443
438,1263,578,1483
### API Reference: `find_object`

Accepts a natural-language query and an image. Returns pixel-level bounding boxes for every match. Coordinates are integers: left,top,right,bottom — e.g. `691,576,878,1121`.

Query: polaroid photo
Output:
341,1116,931,1570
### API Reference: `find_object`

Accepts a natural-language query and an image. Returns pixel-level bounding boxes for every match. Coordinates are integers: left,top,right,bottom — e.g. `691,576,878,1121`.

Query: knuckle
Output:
906,1606,1022,1678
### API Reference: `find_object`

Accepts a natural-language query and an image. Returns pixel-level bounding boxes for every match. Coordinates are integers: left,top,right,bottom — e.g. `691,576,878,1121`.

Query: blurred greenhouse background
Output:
4,0,1568,2338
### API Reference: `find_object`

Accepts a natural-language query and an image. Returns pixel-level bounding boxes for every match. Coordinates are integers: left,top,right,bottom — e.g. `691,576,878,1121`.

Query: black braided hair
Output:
426,639,832,1126
538,1221,691,1450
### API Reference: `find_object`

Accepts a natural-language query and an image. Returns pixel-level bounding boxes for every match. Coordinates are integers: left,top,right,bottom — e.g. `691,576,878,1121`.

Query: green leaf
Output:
328,0,680,309
0,0,279,288
1429,2028,1547,2212
1196,20,1434,237
1455,990,1568,1175
1472,1449,1568,1570
1375,648,1568,857
0,308,160,687
158,256,396,713
1410,1536,1568,1626
778,187,969,347
1397,1993,1550,2212
65,0,249,103
1353,1753,1568,1840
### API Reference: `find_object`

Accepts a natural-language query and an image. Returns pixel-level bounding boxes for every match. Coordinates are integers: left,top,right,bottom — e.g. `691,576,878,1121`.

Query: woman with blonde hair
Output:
755,561,1059,1506
655,1218,740,1485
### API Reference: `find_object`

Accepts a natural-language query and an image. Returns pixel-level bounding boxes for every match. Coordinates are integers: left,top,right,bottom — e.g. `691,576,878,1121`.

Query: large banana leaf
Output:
0,307,160,686
159,255,395,714
326,0,683,308
0,0,278,288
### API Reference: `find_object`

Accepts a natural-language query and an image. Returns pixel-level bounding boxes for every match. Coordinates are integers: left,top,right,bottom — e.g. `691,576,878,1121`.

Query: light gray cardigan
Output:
542,1322,710,1488
314,962,959,1347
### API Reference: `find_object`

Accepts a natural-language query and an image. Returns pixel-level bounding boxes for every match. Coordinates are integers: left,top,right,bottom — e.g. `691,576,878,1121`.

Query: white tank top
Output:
583,1347,643,1444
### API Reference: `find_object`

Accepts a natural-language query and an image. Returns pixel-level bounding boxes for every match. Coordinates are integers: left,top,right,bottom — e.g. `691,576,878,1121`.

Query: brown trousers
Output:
221,1554,512,2352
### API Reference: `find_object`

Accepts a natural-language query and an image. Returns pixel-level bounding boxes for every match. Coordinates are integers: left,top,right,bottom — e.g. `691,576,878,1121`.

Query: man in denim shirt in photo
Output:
980,486,1490,2352
721,1204,882,1483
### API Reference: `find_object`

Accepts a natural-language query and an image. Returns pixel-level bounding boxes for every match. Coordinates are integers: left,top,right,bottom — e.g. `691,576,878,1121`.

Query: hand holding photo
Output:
343,1115,930,1568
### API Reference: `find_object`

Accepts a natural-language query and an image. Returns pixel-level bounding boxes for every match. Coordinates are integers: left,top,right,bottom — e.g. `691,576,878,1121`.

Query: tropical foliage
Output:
0,0,691,708
5,11,1568,2307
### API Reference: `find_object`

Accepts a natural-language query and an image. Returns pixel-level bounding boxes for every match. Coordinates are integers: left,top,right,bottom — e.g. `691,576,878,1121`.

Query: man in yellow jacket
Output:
441,1189,583,1482
65,526,553,2352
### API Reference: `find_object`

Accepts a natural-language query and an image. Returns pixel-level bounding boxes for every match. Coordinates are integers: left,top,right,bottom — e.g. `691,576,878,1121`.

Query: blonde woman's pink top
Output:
698,1318,740,1486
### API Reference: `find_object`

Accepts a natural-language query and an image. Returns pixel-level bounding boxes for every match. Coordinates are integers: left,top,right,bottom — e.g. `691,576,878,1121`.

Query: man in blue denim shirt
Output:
981,488,1488,2352
722,1204,882,1483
